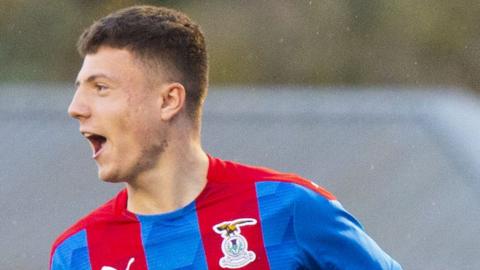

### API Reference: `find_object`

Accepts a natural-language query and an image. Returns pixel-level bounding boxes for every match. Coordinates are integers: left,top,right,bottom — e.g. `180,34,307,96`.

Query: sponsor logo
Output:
213,218,257,269
101,257,135,270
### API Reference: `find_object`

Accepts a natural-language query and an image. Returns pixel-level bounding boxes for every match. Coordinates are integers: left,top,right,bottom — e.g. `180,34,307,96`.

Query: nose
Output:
68,88,91,120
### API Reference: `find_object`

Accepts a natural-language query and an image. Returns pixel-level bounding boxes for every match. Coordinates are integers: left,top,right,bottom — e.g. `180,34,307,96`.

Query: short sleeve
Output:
293,186,402,269
49,229,92,270
51,248,67,270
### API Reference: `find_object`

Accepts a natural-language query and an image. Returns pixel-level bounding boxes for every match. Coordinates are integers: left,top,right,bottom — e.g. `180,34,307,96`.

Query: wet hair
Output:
77,5,208,123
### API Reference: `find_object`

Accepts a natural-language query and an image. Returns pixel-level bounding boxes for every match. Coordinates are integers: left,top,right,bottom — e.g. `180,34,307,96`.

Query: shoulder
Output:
50,191,123,263
209,156,336,201
209,158,402,269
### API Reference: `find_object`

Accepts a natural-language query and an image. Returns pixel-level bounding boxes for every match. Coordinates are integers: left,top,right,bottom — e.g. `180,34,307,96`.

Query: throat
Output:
125,152,209,215
126,181,205,215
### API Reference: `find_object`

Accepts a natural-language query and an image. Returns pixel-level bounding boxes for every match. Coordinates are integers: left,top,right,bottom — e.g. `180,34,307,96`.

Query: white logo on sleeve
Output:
213,218,257,269
101,257,135,270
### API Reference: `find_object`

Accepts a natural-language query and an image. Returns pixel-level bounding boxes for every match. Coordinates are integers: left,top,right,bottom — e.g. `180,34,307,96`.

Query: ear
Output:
159,82,186,121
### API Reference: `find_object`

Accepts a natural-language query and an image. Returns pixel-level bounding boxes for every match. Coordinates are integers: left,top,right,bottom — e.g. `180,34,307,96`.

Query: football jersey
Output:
50,156,402,269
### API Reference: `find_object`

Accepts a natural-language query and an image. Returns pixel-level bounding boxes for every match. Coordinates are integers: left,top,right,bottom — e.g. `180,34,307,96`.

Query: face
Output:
69,46,169,182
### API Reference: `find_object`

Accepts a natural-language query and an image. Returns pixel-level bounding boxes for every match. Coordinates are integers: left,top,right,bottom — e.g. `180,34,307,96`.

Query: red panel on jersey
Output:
196,157,270,270
87,192,149,270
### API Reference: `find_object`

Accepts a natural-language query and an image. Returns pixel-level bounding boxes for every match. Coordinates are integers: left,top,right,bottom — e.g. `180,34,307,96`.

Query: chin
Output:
97,169,125,183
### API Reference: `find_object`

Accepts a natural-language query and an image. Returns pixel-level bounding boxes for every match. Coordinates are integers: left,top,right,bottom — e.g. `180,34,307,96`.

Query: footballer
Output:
50,5,402,270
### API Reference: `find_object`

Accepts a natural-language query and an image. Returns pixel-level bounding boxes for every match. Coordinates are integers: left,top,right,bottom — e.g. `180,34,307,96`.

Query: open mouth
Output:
85,134,107,158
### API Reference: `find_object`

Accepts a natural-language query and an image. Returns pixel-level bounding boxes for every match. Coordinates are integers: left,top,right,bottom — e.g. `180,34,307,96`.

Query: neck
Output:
125,132,209,215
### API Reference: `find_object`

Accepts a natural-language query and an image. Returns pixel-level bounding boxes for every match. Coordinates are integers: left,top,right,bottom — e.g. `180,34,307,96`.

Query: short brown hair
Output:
77,5,208,122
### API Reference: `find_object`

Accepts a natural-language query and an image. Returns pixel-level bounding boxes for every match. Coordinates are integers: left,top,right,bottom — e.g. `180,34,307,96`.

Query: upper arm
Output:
51,247,66,270
293,187,402,269
50,229,92,270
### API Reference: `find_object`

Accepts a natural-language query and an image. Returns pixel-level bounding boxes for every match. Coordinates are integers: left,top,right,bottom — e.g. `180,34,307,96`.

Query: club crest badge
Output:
213,218,257,269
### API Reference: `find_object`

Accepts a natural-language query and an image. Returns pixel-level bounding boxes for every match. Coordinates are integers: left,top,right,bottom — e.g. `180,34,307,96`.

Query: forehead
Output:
76,47,147,84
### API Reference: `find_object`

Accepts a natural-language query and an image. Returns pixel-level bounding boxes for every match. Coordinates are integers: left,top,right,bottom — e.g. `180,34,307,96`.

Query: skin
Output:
69,46,209,214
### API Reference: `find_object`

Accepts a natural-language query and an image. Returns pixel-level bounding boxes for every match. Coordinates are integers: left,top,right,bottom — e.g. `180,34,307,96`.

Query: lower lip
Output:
92,146,105,159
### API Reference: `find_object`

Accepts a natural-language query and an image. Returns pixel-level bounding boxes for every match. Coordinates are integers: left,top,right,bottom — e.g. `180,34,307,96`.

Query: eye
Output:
94,83,108,92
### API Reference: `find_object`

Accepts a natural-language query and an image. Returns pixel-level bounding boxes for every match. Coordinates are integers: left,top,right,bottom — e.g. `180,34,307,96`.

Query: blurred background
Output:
1,0,480,269
3,0,480,89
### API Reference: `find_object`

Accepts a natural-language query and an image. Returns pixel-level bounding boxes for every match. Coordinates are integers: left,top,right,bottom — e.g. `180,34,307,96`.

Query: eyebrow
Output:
74,73,114,88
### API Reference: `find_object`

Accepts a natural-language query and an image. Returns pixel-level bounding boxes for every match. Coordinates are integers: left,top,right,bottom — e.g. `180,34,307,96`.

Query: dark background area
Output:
2,0,480,91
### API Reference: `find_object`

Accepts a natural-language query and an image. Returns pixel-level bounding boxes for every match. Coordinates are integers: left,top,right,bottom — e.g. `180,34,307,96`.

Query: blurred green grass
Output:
1,0,480,92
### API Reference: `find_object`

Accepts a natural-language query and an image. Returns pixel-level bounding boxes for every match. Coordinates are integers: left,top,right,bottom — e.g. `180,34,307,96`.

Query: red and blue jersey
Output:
50,156,402,269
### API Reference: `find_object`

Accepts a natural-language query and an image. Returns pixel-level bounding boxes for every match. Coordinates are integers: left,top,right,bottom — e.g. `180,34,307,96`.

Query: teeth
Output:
82,132,103,139
82,132,95,138
80,131,107,158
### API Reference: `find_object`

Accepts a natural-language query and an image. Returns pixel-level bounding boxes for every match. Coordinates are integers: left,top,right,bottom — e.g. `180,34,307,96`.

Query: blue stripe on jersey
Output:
137,201,207,270
258,181,402,269
51,229,91,270
255,181,302,269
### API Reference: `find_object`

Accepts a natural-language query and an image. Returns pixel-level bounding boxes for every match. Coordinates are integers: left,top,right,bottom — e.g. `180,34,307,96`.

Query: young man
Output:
50,5,402,270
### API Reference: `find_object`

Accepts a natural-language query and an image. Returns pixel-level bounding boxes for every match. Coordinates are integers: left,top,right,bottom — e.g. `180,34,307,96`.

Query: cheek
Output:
132,100,162,132
121,92,162,145
125,110,161,145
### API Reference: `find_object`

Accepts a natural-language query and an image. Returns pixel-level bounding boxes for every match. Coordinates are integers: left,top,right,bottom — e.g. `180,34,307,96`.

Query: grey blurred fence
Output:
1,85,479,269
